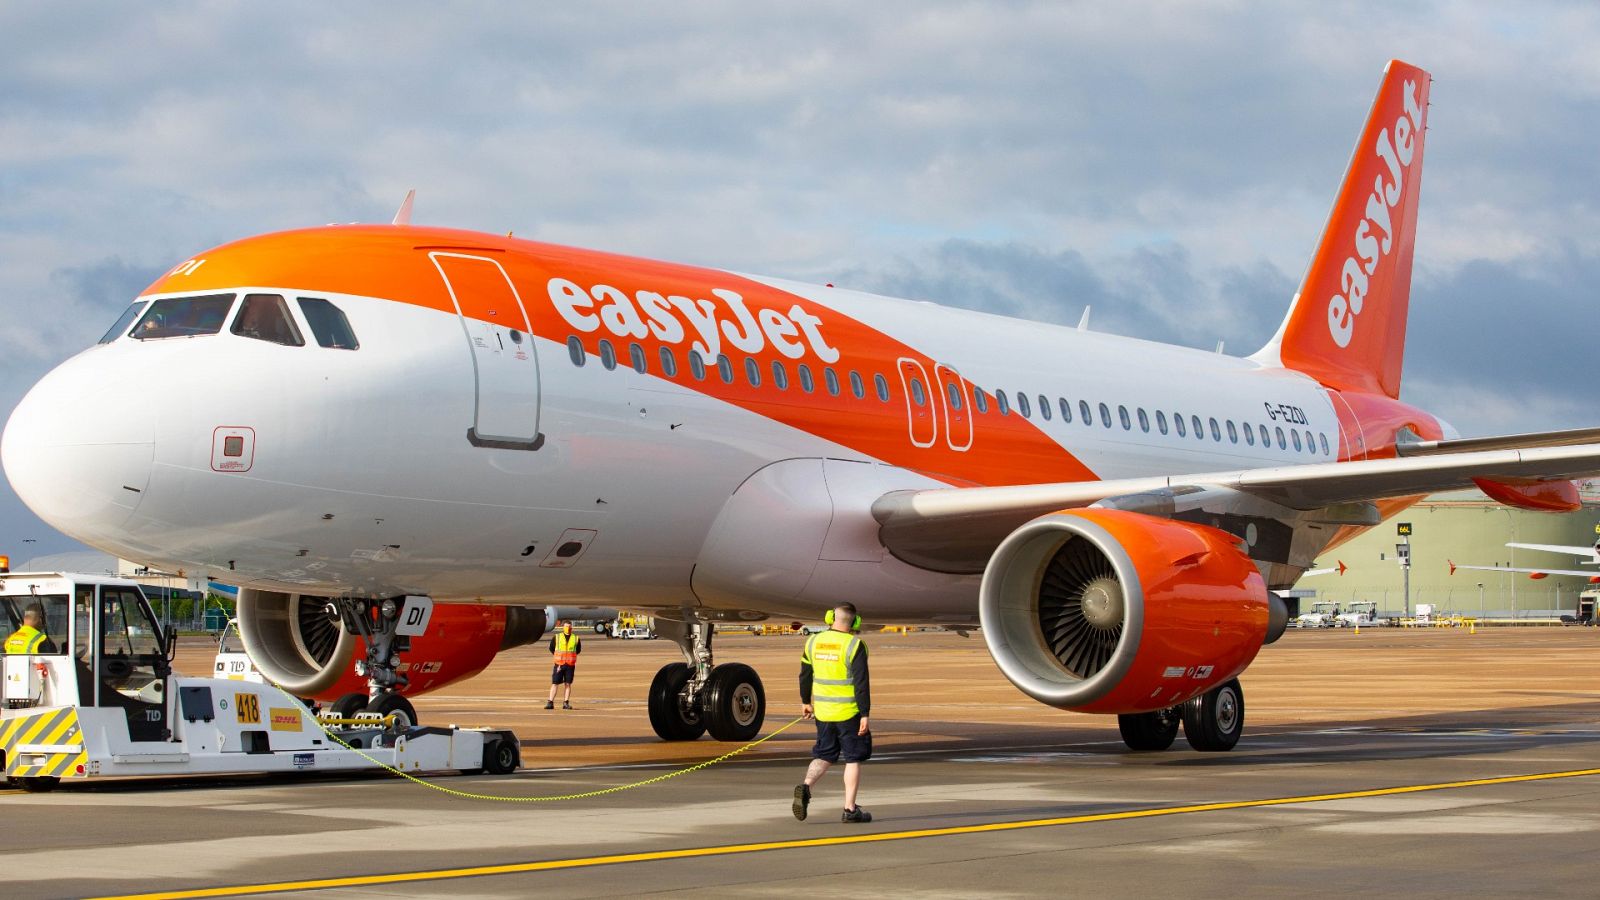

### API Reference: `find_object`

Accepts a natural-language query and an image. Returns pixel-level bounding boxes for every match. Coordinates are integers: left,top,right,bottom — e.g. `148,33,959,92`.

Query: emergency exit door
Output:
431,252,542,450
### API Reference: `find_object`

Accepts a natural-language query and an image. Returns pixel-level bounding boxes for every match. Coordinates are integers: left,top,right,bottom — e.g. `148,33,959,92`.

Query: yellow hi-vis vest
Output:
553,632,580,666
4,625,45,655
804,630,863,722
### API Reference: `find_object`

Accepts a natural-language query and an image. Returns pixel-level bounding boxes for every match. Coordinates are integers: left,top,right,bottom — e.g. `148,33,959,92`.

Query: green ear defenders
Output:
824,608,863,632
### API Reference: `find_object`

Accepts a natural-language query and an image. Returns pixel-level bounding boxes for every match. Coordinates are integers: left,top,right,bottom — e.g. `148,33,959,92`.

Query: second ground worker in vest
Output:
546,621,581,710
793,601,872,824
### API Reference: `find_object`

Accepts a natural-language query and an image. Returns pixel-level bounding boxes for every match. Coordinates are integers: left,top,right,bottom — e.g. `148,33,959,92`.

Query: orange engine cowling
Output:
979,508,1272,714
236,589,546,700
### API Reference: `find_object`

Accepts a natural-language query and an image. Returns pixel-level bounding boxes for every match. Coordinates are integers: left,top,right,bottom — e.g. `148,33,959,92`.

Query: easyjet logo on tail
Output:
548,277,841,365
1327,79,1425,348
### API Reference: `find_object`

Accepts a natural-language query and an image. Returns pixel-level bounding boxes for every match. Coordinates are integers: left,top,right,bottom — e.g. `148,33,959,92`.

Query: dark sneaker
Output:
562,702,573,710
841,806,872,823
792,784,811,821
544,701,554,710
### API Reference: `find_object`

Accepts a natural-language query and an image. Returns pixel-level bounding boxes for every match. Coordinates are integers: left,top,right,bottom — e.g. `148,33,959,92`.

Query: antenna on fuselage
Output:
391,189,416,226
1215,340,1226,354
1076,306,1091,331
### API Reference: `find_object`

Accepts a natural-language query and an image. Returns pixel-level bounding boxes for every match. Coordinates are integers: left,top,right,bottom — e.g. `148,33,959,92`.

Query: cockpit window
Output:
231,294,305,347
99,301,148,344
132,294,235,340
297,297,360,350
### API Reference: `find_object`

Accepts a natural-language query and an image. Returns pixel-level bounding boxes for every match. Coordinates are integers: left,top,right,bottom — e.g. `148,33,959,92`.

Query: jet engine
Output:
979,508,1279,714
235,589,546,699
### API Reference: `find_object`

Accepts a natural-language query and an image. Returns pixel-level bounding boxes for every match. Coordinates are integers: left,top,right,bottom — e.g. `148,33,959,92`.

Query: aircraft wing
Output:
1449,562,1600,579
874,442,1600,573
1505,541,1599,560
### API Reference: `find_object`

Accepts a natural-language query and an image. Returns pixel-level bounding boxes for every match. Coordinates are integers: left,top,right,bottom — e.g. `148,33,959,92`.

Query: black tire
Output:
1181,678,1244,752
1118,707,1180,751
647,662,706,741
368,692,418,730
483,737,520,775
701,663,766,742
329,692,369,719
595,622,608,635
18,776,60,793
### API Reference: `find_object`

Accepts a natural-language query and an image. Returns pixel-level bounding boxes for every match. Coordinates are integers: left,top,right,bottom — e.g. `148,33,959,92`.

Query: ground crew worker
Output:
793,601,872,823
4,606,53,654
546,621,581,709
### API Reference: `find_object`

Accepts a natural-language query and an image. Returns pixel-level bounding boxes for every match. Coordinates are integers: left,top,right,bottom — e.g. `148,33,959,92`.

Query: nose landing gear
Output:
325,596,421,727
648,613,767,742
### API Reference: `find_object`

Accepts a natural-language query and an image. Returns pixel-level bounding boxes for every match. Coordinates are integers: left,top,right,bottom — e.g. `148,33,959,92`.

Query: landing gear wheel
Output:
1181,678,1244,752
329,692,368,719
648,662,706,741
1117,707,1180,751
18,776,60,793
701,663,766,742
368,693,418,730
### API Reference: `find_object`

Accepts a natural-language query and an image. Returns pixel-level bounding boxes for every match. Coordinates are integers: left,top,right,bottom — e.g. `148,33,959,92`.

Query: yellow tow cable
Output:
268,684,805,803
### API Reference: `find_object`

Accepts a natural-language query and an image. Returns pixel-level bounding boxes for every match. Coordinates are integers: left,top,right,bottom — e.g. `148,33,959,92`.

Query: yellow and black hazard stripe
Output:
0,707,87,779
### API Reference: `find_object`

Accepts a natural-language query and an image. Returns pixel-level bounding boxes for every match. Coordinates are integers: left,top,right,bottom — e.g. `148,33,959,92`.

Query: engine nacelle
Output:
236,589,546,699
979,508,1269,714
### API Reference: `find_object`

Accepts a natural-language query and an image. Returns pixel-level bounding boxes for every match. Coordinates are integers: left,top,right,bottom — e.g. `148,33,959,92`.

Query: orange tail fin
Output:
1254,60,1432,399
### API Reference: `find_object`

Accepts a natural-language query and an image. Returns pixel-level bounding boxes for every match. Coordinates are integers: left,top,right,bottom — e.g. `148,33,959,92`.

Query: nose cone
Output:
3,352,155,546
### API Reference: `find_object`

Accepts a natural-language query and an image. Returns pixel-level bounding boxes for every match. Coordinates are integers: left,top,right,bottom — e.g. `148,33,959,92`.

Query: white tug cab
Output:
1,572,518,792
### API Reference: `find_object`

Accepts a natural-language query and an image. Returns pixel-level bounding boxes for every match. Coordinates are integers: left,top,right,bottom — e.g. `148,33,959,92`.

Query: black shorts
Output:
812,716,872,763
551,664,575,684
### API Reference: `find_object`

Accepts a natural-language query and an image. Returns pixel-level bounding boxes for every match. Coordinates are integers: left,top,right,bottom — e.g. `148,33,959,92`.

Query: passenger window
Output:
297,297,359,349
1080,400,1092,426
598,339,618,371
1059,398,1072,423
948,383,964,411
133,293,235,340
825,368,841,396
745,357,762,387
1244,422,1255,446
1017,392,1030,418
1292,430,1303,452
874,373,890,402
1156,410,1168,435
99,301,148,344
1099,403,1112,428
232,294,305,347
974,390,989,414
659,346,678,377
717,354,734,384
1226,420,1238,443
1137,408,1150,433
772,360,790,390
568,336,586,367
1304,430,1316,454
799,364,816,393
689,351,707,380
996,390,1011,415
1175,413,1187,437
1191,415,1203,440
849,371,865,399
1208,418,1221,441
1319,433,1330,455
1038,395,1050,420
1118,405,1131,430
1258,423,1270,446
1275,426,1286,449
630,342,648,374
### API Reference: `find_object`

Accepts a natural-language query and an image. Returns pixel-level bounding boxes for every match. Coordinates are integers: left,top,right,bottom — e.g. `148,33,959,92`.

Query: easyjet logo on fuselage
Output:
547,277,842,365
1326,78,1424,348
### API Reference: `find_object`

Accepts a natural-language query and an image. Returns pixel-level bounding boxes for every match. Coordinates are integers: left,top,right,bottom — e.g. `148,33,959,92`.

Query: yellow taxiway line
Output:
88,766,1600,900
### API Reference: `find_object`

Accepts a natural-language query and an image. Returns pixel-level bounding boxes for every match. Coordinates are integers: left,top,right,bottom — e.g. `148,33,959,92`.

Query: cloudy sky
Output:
3,2,1598,560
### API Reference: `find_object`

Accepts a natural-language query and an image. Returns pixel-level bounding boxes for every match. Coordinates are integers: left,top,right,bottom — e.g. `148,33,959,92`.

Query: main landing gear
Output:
325,597,419,729
648,613,766,742
1117,678,1244,753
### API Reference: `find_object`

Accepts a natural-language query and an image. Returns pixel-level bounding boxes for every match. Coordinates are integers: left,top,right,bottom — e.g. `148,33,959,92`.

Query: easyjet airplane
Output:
7,60,1600,752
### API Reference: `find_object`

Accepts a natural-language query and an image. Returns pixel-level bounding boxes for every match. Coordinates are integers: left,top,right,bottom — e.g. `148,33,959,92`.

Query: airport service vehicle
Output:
0,572,518,792
1413,603,1436,626
1296,601,1343,629
1335,601,1380,627
8,60,1600,756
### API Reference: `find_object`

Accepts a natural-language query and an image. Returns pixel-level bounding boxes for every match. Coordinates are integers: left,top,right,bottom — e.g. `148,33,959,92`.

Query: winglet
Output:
1447,559,1456,575
1337,560,1347,576
391,189,416,226
1253,60,1432,399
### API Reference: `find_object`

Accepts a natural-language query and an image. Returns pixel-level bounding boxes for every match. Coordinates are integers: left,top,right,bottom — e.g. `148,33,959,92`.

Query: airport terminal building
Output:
1297,483,1600,620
